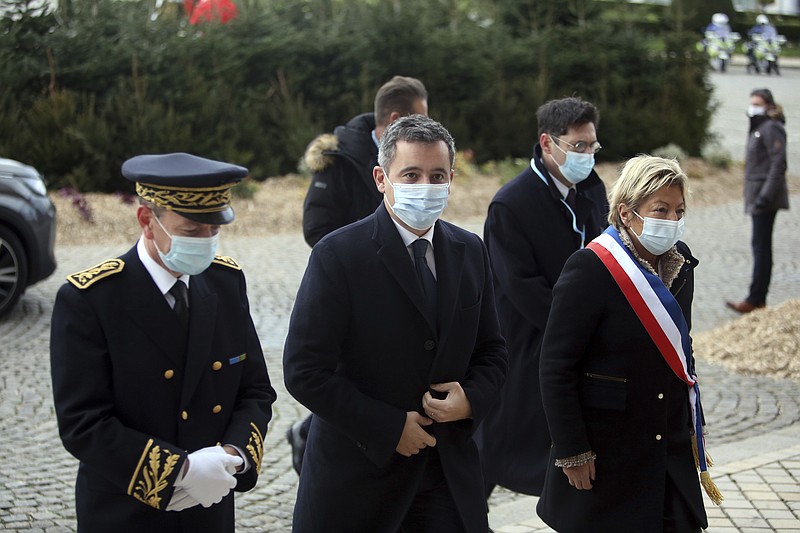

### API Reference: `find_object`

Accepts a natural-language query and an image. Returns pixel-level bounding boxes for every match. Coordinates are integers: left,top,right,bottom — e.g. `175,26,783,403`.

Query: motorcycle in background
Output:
745,34,787,75
698,30,741,72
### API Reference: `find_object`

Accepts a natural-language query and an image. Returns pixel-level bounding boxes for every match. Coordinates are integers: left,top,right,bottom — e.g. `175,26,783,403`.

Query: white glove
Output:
166,486,200,512
175,446,242,508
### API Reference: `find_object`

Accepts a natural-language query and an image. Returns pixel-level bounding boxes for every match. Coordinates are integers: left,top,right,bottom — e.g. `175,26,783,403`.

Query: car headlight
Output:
20,176,48,197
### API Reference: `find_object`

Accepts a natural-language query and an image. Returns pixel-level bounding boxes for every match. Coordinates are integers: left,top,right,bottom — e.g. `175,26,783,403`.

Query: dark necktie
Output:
565,188,577,211
169,281,189,329
412,239,437,325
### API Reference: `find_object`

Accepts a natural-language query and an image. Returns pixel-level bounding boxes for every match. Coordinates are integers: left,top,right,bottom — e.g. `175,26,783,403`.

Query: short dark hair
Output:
536,96,599,137
751,88,775,106
378,114,455,171
374,76,428,127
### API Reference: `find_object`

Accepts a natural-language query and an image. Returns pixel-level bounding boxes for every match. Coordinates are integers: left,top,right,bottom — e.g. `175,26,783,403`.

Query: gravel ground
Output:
52,158,799,383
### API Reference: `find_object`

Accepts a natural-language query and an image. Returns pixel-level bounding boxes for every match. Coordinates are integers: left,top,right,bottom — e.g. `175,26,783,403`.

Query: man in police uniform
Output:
50,153,276,533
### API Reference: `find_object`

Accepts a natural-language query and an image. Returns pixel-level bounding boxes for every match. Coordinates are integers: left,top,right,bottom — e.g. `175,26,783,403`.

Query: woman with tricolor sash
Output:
537,156,721,532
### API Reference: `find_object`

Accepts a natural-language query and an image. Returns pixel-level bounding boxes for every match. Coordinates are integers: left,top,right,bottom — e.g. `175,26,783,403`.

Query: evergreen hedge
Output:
0,0,714,192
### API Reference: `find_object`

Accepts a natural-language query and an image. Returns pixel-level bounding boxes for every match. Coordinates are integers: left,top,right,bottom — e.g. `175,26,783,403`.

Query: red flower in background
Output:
184,0,238,25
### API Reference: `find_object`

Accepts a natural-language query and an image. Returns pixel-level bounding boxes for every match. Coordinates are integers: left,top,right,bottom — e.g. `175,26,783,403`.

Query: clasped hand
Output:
170,445,242,510
395,382,472,457
422,382,472,423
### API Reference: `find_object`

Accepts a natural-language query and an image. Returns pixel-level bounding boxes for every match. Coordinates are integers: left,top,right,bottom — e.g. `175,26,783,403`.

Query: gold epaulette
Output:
66,259,125,289
212,255,241,270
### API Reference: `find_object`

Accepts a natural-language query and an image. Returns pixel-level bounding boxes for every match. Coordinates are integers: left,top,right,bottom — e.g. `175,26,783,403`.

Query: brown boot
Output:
725,300,765,314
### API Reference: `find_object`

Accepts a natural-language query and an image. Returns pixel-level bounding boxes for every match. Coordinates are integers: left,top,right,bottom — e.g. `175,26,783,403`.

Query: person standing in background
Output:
301,75,428,247
727,88,788,314
476,96,608,498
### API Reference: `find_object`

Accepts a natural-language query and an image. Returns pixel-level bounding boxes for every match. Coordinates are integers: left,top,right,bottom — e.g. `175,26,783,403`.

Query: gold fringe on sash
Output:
701,471,724,505
692,435,724,505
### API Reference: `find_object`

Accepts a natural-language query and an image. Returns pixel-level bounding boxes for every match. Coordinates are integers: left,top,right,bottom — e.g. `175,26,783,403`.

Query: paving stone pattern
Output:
1,192,799,531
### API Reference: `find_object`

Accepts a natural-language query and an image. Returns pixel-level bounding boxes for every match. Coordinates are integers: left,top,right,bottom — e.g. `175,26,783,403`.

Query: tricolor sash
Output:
587,226,723,505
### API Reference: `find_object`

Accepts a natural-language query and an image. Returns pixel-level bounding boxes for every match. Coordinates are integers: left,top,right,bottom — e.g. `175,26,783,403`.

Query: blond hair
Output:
608,155,689,228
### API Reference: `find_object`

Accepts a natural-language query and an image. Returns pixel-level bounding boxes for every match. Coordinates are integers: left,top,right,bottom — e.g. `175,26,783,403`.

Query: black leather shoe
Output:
286,420,306,475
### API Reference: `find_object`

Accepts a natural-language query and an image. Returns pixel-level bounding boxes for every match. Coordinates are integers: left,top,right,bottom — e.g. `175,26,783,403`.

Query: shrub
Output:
702,142,732,169
651,143,689,161
0,0,714,192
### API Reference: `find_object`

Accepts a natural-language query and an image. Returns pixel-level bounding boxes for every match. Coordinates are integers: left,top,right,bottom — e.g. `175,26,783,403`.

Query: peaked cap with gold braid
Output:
123,153,248,225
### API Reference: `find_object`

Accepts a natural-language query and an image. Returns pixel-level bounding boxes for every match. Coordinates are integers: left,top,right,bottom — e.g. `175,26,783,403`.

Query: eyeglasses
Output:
551,135,602,155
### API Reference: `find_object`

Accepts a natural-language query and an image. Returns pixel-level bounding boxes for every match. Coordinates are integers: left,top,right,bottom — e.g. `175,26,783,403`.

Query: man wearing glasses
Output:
476,96,609,500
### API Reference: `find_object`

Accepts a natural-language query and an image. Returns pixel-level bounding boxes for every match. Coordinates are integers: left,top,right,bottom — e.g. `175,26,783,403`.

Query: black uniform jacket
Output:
537,240,708,532
302,112,383,247
283,204,508,533
50,246,276,533
476,148,608,495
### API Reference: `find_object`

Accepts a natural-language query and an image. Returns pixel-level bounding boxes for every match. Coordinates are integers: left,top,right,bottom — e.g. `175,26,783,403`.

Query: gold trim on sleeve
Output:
246,423,264,475
66,259,125,289
128,438,181,509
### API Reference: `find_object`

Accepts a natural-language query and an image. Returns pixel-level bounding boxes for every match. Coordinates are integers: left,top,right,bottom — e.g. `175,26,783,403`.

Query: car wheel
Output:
0,226,28,317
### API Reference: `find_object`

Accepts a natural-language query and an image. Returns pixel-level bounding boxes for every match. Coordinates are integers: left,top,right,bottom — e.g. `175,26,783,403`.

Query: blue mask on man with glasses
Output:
549,135,599,185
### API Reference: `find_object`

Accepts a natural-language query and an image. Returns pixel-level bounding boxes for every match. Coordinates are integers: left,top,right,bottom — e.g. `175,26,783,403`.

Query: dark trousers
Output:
400,448,465,533
746,210,778,306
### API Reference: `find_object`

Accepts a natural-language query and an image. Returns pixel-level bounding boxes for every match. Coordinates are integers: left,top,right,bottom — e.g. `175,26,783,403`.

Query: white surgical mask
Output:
153,215,219,275
747,105,766,118
550,136,595,184
632,210,685,256
384,176,450,231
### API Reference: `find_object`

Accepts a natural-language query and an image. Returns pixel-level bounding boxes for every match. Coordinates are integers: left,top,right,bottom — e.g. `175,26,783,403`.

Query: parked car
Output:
0,157,57,317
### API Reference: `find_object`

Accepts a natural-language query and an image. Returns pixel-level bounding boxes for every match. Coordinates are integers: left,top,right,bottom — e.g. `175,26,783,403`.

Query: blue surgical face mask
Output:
632,210,685,256
153,214,219,275
550,135,595,184
384,175,450,231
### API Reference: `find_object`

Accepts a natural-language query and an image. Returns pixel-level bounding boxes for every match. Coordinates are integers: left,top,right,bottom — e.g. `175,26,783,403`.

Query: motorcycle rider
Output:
701,13,739,72
706,12,731,38
747,14,782,75
750,14,778,40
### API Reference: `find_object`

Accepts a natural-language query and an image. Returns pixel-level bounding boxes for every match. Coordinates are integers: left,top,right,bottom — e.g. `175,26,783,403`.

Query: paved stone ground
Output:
2,57,799,533
1,190,799,532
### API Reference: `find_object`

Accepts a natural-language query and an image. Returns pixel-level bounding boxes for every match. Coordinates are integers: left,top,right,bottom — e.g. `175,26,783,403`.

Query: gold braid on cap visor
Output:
136,182,234,214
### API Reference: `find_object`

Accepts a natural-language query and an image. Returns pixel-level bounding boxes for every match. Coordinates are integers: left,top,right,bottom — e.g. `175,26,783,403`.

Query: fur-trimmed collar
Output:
618,227,684,289
303,133,338,173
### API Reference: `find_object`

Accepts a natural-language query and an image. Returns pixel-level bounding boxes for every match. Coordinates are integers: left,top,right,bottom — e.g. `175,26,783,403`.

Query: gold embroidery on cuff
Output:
246,423,264,475
128,438,181,509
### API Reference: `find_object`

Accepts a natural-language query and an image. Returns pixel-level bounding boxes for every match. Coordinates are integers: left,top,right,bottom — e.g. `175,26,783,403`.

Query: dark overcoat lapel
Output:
431,222,465,371
373,206,437,334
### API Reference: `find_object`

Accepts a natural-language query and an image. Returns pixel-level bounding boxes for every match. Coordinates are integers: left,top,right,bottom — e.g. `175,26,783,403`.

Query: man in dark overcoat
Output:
50,153,276,533
284,115,507,532
287,75,429,473
476,97,608,497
